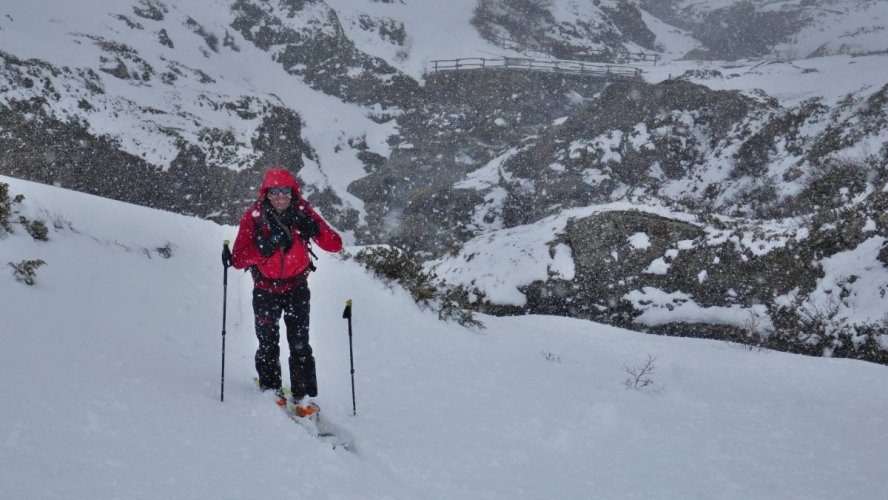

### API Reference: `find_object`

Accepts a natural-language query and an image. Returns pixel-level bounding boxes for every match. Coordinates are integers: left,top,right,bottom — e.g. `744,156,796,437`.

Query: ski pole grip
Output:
342,299,352,320
222,239,232,268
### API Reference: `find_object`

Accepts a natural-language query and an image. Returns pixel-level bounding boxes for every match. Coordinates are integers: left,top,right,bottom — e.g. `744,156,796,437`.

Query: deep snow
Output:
2,177,888,500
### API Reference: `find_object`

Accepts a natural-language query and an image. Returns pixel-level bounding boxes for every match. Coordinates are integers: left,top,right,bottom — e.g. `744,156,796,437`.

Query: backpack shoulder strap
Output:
268,210,293,245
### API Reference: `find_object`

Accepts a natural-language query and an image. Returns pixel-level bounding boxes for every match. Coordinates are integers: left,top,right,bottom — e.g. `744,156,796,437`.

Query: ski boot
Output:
292,396,320,418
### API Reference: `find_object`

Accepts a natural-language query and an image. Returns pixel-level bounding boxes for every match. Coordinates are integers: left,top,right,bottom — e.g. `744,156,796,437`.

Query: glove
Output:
255,234,276,258
294,211,321,240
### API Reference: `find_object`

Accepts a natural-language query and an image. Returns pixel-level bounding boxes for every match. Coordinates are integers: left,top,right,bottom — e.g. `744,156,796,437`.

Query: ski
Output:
254,378,355,452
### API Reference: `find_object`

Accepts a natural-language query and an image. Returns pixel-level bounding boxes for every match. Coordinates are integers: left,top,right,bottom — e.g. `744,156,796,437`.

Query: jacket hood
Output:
258,168,301,200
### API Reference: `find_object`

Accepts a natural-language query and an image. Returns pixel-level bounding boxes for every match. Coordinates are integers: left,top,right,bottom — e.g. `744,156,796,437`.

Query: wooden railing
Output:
429,57,643,79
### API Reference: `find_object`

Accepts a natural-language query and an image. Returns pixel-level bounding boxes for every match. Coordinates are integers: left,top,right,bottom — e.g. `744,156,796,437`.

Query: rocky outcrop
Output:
487,79,763,228
230,0,418,108
349,69,612,255
472,0,658,62
521,210,704,320
515,200,888,364
0,50,329,225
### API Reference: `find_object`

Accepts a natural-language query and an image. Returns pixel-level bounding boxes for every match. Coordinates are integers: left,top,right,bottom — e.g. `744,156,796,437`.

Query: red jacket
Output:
232,169,342,292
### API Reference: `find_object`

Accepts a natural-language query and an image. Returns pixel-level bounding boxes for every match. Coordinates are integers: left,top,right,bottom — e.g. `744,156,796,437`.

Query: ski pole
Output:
221,240,232,402
342,299,356,416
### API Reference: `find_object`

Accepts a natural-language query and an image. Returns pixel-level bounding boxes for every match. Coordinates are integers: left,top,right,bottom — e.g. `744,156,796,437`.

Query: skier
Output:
232,168,342,417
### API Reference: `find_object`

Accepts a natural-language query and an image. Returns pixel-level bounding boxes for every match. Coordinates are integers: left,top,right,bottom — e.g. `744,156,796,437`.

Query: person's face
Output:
267,187,292,213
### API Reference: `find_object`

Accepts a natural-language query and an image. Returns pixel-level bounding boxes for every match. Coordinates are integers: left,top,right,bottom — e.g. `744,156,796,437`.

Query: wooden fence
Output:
428,57,643,80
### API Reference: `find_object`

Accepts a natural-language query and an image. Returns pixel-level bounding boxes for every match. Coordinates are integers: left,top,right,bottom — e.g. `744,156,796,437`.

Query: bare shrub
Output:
623,354,663,393
796,294,850,353
541,351,561,363
155,242,174,259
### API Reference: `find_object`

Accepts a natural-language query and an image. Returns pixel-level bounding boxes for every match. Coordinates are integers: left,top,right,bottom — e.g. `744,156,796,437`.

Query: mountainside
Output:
3,175,888,500
2,0,888,362
641,0,888,60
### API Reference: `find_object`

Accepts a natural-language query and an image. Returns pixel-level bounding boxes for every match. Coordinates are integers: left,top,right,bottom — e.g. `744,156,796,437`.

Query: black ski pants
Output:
252,281,317,400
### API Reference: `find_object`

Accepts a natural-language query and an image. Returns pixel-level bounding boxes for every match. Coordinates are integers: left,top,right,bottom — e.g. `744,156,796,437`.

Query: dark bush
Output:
351,246,484,327
19,216,49,241
9,259,47,286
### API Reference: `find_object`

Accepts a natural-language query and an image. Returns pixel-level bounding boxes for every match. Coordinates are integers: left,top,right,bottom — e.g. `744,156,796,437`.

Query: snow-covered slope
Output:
643,0,888,60
3,177,888,499
774,0,888,58
0,0,403,223
323,0,497,78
